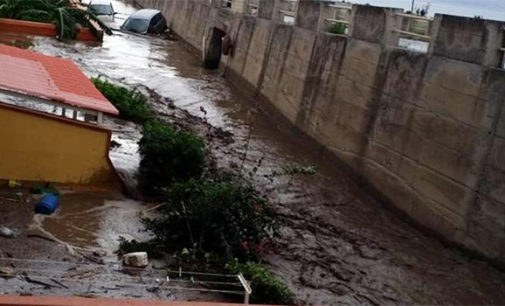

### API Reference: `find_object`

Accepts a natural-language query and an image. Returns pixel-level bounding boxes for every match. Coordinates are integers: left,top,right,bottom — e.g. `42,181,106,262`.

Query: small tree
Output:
327,22,347,35
91,78,153,123
139,121,205,193
143,177,278,261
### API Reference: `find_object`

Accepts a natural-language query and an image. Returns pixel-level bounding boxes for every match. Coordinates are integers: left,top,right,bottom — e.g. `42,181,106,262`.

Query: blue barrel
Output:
35,194,59,215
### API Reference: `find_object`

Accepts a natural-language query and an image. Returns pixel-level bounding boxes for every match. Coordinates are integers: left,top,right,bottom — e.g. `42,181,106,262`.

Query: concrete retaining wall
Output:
134,0,505,264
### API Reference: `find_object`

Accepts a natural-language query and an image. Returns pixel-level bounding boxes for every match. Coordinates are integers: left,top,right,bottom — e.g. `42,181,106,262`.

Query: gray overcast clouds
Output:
351,0,505,21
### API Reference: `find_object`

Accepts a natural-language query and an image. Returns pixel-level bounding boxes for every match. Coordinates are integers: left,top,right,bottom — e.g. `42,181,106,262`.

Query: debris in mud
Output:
51,278,69,289
78,251,105,265
0,266,16,278
123,252,149,268
24,276,56,289
35,194,60,215
111,140,122,148
63,268,102,280
0,226,17,238
26,229,57,243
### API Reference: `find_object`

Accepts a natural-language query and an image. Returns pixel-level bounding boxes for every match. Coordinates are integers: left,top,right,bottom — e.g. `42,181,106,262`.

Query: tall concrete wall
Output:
134,0,505,264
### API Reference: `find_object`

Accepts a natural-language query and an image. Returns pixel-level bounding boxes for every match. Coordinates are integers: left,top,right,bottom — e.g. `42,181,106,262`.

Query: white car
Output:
88,0,115,21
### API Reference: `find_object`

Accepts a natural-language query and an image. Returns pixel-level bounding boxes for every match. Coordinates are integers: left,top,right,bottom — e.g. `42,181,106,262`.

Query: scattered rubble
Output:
123,252,149,268
0,266,16,278
0,226,17,238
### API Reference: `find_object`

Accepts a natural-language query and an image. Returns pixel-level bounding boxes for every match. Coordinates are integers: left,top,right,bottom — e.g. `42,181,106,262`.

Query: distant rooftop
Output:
0,44,119,115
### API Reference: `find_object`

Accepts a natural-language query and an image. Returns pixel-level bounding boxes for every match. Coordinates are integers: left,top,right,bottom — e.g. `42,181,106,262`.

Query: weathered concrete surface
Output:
133,0,505,265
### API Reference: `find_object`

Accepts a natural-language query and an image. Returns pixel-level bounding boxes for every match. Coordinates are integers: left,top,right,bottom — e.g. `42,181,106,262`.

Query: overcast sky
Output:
350,0,505,21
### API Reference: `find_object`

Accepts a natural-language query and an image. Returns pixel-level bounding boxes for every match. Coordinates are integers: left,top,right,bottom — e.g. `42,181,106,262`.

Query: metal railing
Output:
278,0,297,25
322,3,351,35
394,12,433,53
0,257,254,305
246,0,259,16
222,0,233,9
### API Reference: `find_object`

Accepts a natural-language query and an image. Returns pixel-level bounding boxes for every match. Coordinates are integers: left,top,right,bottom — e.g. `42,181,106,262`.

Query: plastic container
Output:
35,194,60,215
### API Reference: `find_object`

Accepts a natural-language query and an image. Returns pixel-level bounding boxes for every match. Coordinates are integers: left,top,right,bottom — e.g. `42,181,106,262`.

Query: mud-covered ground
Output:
1,1,505,304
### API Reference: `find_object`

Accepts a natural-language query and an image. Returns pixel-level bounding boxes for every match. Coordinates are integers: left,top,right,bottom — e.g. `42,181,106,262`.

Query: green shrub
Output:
229,261,295,305
91,78,153,123
143,177,278,261
139,120,205,192
0,0,111,40
327,22,347,35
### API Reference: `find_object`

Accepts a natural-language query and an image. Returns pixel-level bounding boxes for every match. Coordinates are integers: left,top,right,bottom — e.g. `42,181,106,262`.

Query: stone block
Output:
283,56,311,81
243,19,271,86
278,71,306,105
410,196,466,241
488,136,505,172
319,122,365,155
335,76,374,109
412,111,489,156
274,91,301,124
258,0,275,19
365,141,417,185
340,40,381,86
418,140,479,188
307,33,347,78
360,153,416,213
483,167,505,204
412,165,473,216
372,118,425,162
269,24,293,53
497,108,505,139
420,83,489,128
432,14,488,64
337,102,370,134
466,197,505,258
123,252,148,268
350,5,386,43
424,57,484,97
229,17,256,75
260,74,278,102
296,0,320,31
381,50,428,105
288,28,316,63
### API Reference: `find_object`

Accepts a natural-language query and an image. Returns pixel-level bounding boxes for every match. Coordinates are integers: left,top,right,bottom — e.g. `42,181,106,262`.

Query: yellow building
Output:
0,44,121,188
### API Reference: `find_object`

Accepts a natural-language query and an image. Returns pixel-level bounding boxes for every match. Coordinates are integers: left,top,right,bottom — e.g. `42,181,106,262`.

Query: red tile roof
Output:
0,43,119,115
0,296,245,305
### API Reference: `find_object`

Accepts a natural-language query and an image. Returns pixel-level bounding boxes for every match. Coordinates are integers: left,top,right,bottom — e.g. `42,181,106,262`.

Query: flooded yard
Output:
1,1,505,304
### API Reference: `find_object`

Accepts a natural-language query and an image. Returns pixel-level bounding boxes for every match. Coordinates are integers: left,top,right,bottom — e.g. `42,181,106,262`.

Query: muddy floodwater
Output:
1,1,505,304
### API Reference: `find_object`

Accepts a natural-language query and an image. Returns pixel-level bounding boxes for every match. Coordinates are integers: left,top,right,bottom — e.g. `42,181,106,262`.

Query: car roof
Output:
89,0,112,5
128,9,162,20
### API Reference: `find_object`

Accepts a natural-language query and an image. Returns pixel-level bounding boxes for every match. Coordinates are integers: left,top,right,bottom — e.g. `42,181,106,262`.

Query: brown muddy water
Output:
1,1,505,304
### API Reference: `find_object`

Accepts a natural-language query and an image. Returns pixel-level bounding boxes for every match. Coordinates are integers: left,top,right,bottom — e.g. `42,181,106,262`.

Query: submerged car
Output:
121,9,167,34
88,0,115,18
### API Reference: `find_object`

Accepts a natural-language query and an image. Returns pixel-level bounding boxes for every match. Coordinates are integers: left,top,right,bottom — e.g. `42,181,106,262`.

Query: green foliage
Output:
143,177,278,262
117,236,163,258
327,22,347,35
0,0,111,40
91,78,153,123
280,164,316,176
139,120,206,192
229,261,295,305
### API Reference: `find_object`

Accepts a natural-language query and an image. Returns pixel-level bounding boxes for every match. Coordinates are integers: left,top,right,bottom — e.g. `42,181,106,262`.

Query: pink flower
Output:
240,241,250,251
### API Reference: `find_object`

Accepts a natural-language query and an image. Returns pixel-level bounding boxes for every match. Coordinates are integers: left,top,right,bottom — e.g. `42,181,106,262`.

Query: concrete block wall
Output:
133,0,505,264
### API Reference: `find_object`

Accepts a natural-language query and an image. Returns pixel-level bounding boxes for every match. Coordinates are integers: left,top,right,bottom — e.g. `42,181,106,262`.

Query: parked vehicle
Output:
88,0,115,21
121,9,167,35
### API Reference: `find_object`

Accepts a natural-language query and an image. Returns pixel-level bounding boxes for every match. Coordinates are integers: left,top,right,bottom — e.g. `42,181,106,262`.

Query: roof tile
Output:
0,43,118,115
